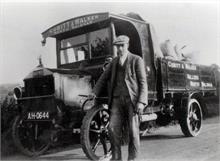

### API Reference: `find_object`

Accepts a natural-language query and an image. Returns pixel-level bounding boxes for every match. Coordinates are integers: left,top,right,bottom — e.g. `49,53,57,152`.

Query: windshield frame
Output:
57,25,113,67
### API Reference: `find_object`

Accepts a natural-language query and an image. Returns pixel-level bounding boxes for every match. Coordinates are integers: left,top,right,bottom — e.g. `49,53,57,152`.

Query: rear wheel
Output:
81,105,111,160
12,116,52,156
179,98,202,137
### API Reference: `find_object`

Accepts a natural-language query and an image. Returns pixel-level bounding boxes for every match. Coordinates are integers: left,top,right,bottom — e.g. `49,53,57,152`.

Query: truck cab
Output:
42,12,160,101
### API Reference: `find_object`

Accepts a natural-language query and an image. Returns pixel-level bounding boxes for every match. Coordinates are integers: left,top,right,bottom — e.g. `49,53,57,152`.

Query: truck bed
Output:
159,58,216,94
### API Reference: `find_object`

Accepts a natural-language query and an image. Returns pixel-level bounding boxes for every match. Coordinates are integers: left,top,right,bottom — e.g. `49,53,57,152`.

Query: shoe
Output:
99,153,112,161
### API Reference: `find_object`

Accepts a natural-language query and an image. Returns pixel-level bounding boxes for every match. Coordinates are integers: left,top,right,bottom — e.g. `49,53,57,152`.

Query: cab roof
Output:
41,12,148,40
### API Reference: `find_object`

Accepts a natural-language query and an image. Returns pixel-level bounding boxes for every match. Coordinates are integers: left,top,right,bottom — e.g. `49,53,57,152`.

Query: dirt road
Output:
2,116,219,161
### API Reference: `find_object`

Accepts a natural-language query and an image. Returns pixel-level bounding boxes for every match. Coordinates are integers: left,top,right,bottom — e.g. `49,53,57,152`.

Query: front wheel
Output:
81,105,111,160
179,98,203,137
12,116,52,156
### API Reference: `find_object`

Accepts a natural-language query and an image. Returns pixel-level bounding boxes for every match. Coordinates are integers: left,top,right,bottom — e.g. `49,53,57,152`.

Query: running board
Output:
140,113,157,122
144,105,161,114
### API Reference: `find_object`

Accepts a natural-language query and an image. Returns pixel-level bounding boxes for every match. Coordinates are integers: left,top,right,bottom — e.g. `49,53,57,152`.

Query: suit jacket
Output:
93,52,148,109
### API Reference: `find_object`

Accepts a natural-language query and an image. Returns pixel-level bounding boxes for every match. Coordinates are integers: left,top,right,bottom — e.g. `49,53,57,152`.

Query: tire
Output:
80,105,111,160
179,98,203,137
12,116,51,157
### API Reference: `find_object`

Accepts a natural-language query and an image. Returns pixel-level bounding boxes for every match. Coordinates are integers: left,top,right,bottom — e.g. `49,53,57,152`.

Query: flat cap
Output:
113,35,129,45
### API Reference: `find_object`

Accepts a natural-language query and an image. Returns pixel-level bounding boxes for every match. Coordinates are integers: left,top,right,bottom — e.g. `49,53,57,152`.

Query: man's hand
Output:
136,102,145,115
87,93,96,100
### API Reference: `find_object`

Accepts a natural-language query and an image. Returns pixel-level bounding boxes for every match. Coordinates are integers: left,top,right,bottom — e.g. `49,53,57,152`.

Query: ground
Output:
1,115,219,161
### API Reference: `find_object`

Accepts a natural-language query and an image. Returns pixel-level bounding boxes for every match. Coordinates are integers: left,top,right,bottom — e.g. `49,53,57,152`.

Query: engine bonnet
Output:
24,66,53,80
53,72,92,107
24,66,93,107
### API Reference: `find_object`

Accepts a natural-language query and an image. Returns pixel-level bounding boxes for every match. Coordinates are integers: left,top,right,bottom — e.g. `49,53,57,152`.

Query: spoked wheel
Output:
81,105,111,160
12,116,52,156
179,98,203,137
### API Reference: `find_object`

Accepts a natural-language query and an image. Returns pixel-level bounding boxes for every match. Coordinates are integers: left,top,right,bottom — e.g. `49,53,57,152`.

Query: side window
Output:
90,28,110,58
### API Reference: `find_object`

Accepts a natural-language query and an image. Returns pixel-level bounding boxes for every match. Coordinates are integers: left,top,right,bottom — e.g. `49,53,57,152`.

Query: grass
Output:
0,83,19,156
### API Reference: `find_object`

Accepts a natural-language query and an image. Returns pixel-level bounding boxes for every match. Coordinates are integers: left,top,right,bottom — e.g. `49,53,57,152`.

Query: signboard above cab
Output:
42,13,110,39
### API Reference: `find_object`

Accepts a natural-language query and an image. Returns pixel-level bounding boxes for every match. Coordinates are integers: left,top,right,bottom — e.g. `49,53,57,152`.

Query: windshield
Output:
59,27,110,65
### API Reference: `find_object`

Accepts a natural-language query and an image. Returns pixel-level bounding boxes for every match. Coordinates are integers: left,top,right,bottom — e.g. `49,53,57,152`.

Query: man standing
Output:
92,35,148,161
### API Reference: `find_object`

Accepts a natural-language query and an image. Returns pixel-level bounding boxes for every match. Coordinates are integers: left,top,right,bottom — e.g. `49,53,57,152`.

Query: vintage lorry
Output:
12,12,217,160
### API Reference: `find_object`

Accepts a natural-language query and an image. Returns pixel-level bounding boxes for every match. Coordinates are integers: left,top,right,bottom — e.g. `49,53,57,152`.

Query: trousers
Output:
109,95,140,161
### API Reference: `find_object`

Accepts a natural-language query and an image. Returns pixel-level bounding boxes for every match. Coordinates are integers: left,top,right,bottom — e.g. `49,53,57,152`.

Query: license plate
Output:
27,111,50,120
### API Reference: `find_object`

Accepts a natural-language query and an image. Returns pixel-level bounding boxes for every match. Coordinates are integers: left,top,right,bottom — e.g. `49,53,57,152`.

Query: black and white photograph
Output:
0,0,219,161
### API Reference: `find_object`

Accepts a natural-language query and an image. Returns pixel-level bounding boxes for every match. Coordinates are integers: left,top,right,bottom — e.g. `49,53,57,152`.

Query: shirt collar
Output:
119,52,128,66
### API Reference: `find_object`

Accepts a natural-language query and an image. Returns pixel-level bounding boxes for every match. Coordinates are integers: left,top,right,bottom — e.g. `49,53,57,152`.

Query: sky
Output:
0,1,219,84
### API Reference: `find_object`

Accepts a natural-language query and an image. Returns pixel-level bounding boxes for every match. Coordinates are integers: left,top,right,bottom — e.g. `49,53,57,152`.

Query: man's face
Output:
116,43,128,57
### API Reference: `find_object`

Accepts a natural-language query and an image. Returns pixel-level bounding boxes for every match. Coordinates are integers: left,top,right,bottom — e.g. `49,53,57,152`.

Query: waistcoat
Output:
113,59,129,97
